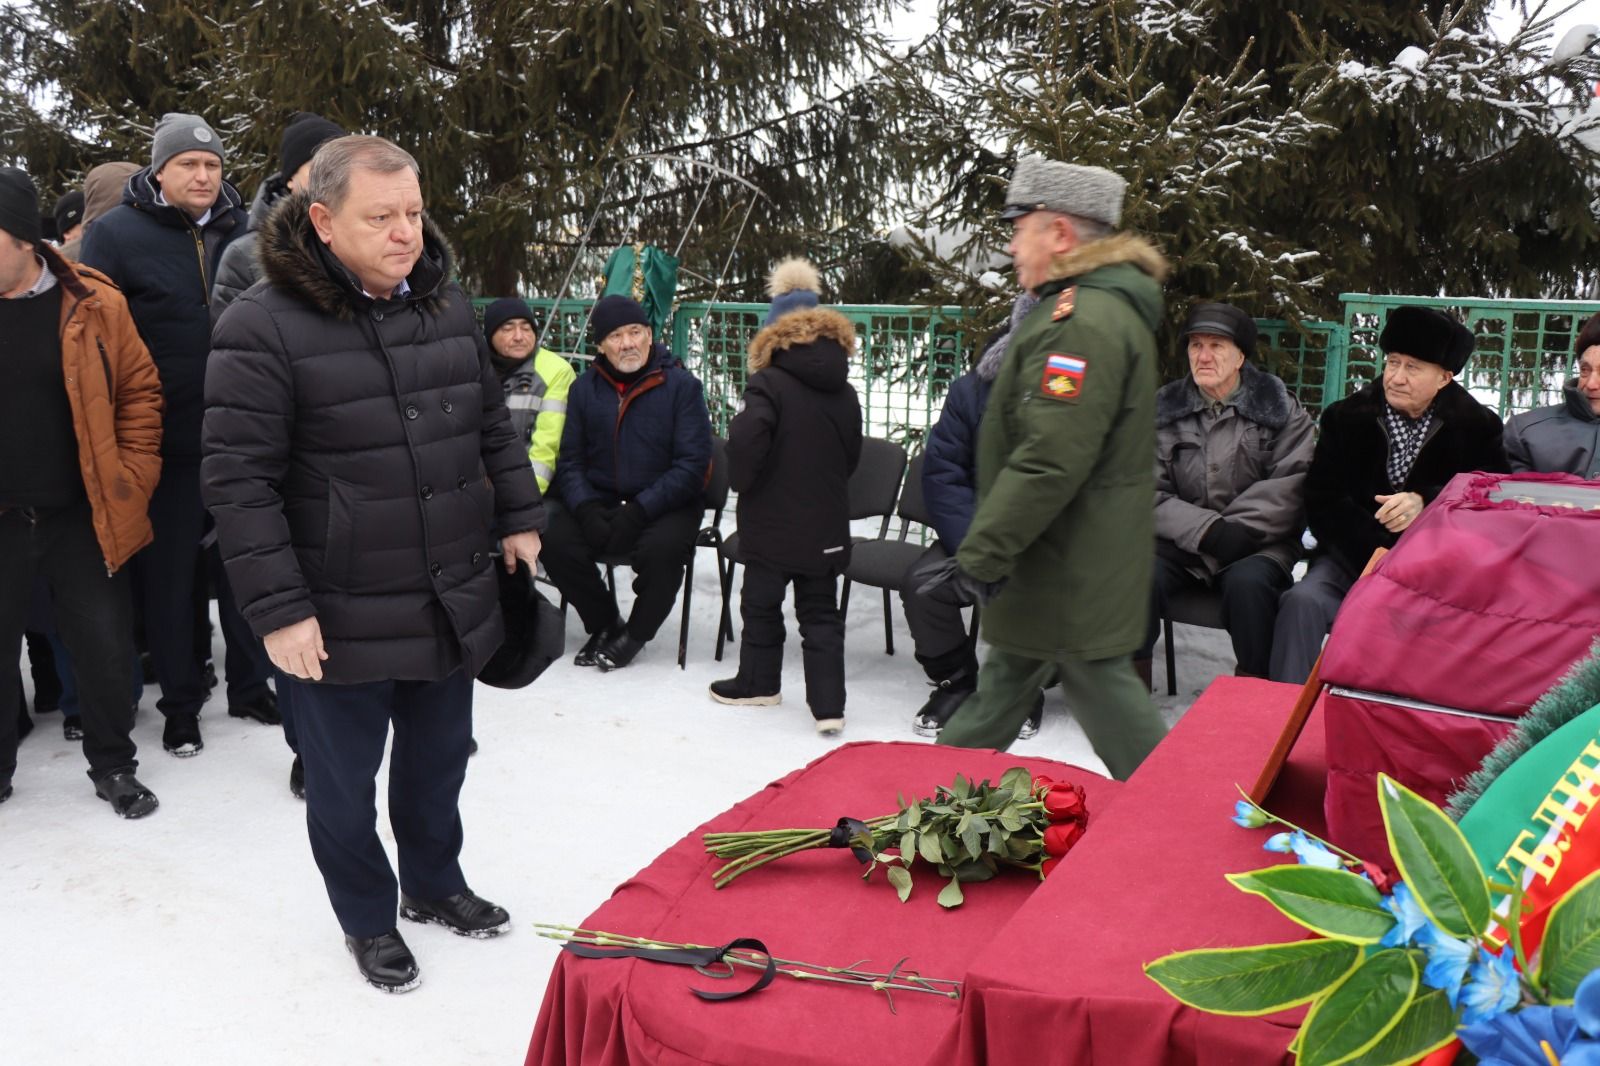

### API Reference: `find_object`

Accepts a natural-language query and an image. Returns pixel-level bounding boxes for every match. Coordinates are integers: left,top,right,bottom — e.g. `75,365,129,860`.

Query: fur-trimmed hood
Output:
1155,362,1295,429
258,191,453,320
747,307,856,373
1047,233,1168,286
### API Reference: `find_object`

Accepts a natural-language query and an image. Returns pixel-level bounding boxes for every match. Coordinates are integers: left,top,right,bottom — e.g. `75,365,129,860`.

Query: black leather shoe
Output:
289,755,305,799
162,712,203,757
345,929,420,993
400,889,511,938
595,631,644,672
94,769,159,819
0,782,12,805
62,716,84,741
468,737,479,756
911,670,978,737
228,689,281,726
573,621,624,667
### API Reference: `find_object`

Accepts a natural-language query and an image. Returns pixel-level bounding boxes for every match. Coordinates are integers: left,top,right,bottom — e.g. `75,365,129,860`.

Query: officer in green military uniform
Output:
924,157,1170,779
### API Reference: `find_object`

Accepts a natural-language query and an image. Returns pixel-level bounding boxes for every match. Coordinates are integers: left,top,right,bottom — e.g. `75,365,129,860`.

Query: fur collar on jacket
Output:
1047,233,1169,285
746,307,856,372
257,192,454,321
1155,362,1294,429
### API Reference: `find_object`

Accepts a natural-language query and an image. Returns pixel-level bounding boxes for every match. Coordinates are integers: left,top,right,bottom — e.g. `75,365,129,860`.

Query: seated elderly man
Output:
1504,312,1600,477
1138,302,1314,683
1269,307,1508,684
540,295,712,671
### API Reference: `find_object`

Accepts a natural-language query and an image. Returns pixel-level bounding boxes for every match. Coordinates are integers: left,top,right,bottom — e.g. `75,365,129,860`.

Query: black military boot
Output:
911,666,978,737
400,888,511,938
345,929,420,993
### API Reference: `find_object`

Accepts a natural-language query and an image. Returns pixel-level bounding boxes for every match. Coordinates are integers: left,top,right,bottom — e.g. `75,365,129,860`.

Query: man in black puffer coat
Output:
543,295,713,672
710,259,863,734
203,136,544,993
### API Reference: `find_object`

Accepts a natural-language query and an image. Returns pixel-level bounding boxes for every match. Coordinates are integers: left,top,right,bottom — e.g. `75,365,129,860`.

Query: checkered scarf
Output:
1384,403,1435,489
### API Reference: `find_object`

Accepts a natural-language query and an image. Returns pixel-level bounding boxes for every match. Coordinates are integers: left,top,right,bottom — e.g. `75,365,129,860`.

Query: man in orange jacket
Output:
0,167,164,817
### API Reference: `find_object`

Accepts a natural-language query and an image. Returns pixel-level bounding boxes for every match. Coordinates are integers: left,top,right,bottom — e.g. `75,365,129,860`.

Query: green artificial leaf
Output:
1006,834,1036,860
1378,775,1491,939
1299,948,1418,1066
955,812,972,836
899,830,916,864
1000,766,1032,796
1144,939,1361,1016
953,858,997,883
937,875,964,908
885,864,913,903
952,774,971,800
918,830,944,865
1226,866,1396,943
1340,987,1458,1066
998,808,1026,832
961,819,983,861
1537,868,1600,1002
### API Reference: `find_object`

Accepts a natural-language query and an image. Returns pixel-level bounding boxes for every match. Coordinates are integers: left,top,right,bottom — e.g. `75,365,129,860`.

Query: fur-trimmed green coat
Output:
957,234,1167,661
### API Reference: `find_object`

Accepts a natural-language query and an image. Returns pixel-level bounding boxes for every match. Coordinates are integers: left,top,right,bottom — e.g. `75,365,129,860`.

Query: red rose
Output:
1043,784,1086,822
1043,820,1086,856
1032,774,1055,795
1360,862,1393,894
1041,857,1061,877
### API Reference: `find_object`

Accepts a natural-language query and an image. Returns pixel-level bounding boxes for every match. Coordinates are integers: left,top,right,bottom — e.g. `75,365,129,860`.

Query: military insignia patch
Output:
1051,286,1077,321
1040,353,1087,402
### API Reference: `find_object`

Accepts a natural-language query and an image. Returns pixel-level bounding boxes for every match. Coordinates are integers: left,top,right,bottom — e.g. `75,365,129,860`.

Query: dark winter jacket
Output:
201,193,544,685
922,371,993,552
1306,379,1508,574
209,173,287,316
728,308,864,574
554,343,713,518
79,166,248,460
1154,362,1316,579
1503,383,1600,478
960,234,1167,661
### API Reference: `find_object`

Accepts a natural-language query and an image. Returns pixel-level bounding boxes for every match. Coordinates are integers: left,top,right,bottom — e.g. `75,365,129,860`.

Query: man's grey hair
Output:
1064,213,1113,243
306,135,420,213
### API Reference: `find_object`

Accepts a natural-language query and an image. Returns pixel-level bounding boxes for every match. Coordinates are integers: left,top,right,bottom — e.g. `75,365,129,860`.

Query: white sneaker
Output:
814,717,845,736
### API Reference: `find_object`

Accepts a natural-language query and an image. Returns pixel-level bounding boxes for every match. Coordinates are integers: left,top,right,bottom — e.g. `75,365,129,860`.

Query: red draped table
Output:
527,678,1327,1066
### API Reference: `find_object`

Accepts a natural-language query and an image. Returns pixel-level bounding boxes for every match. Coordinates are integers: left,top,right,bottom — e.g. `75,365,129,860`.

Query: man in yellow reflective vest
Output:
482,298,575,494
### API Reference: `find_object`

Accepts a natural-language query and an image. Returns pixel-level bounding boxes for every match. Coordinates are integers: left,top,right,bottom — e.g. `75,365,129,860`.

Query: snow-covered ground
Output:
1,551,1232,1066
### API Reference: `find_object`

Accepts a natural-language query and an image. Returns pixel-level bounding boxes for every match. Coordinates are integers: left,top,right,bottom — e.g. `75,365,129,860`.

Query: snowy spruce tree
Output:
1,0,910,297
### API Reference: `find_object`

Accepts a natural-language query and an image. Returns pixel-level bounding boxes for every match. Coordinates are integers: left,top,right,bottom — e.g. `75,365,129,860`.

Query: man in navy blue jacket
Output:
81,113,274,758
903,293,1045,738
543,296,713,670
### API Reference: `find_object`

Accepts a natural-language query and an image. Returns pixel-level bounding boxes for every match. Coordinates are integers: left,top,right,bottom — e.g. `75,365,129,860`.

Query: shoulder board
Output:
1051,286,1077,322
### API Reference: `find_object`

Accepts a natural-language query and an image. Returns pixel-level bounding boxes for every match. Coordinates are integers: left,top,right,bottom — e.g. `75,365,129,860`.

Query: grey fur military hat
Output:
1001,157,1127,228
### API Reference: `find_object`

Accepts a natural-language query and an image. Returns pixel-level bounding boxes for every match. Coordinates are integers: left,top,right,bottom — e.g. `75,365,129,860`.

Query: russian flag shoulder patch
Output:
1040,353,1087,403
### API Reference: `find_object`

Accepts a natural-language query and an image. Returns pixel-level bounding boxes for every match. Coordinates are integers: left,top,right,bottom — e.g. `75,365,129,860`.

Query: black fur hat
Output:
1379,307,1474,374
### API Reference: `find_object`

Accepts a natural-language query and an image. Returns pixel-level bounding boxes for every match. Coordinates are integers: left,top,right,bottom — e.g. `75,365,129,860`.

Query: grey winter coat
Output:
210,174,287,316
1153,362,1316,579
1503,383,1600,477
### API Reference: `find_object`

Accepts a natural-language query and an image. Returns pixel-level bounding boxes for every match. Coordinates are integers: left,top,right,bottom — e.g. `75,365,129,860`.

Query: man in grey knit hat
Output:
81,113,273,761
928,156,1170,778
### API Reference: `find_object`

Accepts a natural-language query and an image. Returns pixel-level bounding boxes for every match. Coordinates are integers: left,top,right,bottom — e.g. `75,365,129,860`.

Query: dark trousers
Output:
1269,555,1358,684
278,669,473,938
898,543,978,682
133,459,270,718
1139,553,1292,678
736,560,845,719
540,500,701,641
0,501,139,785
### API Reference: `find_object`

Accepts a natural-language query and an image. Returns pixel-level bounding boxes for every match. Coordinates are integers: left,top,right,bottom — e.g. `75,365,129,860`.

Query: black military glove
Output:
1199,519,1260,567
605,501,649,556
576,501,615,555
1156,537,1204,569
915,555,1006,606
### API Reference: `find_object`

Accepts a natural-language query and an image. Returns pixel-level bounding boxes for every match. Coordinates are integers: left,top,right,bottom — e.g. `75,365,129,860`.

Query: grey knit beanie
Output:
151,113,225,174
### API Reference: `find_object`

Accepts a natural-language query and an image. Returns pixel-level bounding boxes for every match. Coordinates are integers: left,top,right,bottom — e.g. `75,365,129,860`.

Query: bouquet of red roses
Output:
703,767,1091,908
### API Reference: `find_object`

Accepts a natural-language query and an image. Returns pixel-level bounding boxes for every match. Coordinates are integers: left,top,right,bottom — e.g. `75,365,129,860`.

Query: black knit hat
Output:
0,167,41,244
590,294,650,345
53,190,85,237
1181,302,1257,359
1379,307,1474,374
483,297,539,340
278,113,346,182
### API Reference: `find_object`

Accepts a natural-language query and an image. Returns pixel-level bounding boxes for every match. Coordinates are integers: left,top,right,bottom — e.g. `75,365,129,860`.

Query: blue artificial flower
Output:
1286,830,1343,870
1579,967,1600,1039
1458,1004,1579,1066
1460,947,1522,1025
1232,799,1270,829
1264,831,1295,853
1378,882,1428,949
1417,922,1474,1006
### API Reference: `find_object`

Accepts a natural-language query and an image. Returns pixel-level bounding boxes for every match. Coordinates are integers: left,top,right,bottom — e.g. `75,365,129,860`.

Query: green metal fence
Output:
474,295,1600,433
1340,293,1600,419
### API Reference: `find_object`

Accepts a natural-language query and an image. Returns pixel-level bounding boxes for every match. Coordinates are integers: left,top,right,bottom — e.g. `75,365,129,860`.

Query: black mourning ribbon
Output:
561,937,777,1002
827,816,874,863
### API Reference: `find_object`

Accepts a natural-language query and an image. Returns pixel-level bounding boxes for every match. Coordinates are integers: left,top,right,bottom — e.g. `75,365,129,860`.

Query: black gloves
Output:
915,555,1006,606
1199,519,1260,567
576,501,615,555
605,501,649,556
